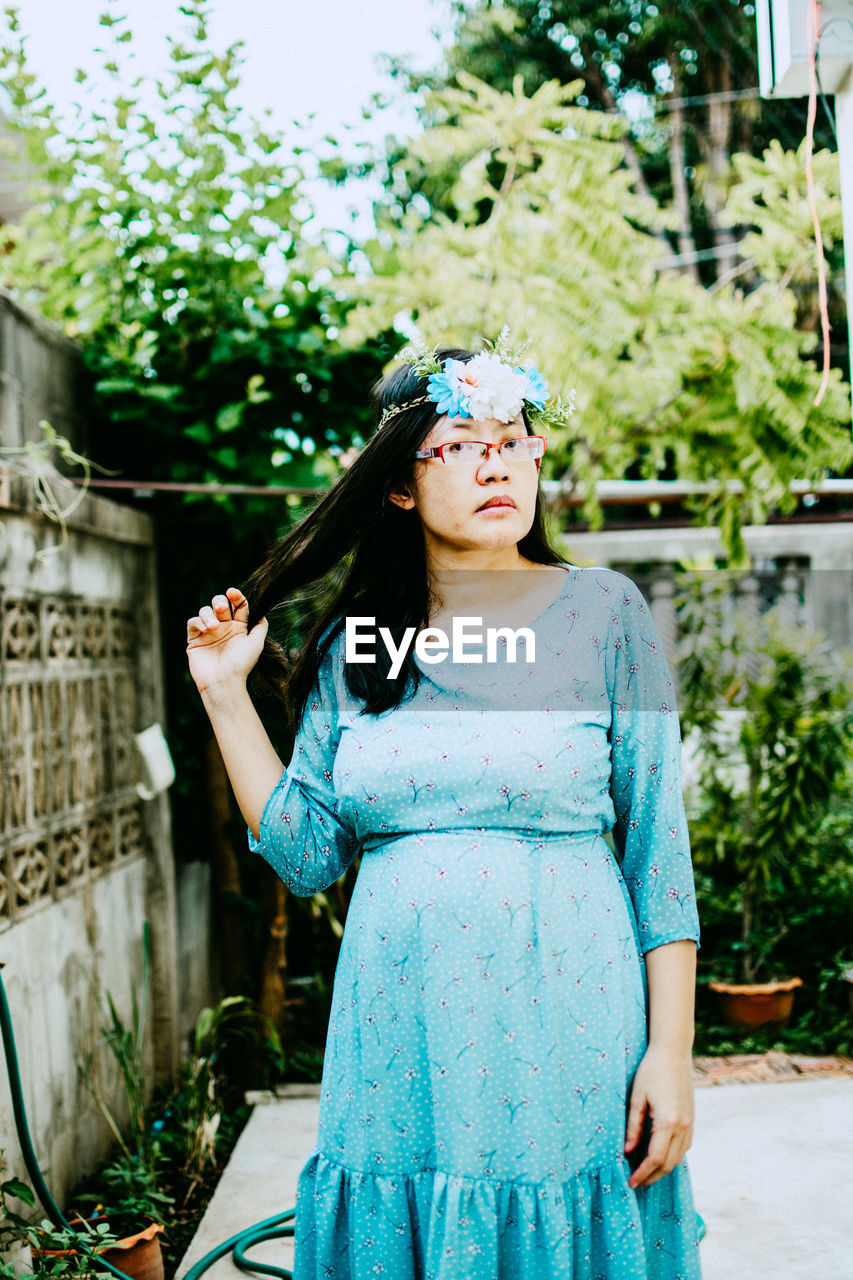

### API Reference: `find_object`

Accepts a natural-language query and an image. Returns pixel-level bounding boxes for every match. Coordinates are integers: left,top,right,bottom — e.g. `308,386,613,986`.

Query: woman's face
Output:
388,412,541,559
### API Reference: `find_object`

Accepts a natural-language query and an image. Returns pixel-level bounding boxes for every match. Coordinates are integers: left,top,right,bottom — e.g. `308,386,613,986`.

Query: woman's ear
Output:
388,486,416,511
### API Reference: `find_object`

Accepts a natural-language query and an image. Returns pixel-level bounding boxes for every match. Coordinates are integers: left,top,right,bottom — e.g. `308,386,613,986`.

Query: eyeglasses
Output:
414,436,547,465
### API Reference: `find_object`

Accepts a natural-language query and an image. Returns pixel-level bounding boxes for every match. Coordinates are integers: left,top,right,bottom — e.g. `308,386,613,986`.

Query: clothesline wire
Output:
64,477,853,502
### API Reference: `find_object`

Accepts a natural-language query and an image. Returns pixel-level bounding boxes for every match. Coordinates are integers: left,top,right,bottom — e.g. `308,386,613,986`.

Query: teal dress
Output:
248,565,703,1279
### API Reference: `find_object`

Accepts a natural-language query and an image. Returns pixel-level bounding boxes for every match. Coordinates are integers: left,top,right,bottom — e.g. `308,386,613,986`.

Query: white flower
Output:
446,353,530,423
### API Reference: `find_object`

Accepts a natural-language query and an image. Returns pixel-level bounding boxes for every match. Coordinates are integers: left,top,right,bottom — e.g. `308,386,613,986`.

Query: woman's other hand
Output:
186,587,268,692
623,1044,695,1189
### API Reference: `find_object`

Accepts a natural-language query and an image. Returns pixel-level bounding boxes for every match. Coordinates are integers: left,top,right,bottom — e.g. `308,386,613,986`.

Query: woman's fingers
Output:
624,1094,647,1152
628,1124,671,1188
225,586,250,619
190,589,247,631
186,591,240,645
628,1119,691,1188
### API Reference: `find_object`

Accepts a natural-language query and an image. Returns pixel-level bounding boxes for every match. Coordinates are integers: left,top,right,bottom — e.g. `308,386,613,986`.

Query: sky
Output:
7,0,457,238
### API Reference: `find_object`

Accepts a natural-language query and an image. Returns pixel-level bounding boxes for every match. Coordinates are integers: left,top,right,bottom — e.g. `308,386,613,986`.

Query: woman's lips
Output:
477,496,516,511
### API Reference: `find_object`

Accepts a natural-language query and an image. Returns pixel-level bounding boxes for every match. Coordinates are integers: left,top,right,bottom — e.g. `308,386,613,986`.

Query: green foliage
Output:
0,1154,122,1280
72,1157,175,1233
1,2,301,335
19,1219,120,1279
0,0,385,496
156,996,273,1204
722,140,846,330
0,1161,35,1216
415,0,835,276
341,73,852,565
725,141,843,284
675,570,853,986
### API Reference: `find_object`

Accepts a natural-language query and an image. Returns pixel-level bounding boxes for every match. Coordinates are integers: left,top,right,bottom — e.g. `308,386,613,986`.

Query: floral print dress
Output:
248,565,703,1280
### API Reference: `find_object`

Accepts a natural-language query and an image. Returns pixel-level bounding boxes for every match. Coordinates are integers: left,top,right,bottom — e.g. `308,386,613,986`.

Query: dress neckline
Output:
516,561,575,630
412,563,575,674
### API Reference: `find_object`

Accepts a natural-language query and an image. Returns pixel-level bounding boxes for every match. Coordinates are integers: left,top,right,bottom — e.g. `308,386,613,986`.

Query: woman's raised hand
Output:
186,587,269,693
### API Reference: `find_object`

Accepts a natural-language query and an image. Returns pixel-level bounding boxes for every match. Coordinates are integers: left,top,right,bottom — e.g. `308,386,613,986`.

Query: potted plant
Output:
6,1218,123,1280
1,1156,167,1280
1,1159,120,1280
675,570,853,1029
69,1154,172,1280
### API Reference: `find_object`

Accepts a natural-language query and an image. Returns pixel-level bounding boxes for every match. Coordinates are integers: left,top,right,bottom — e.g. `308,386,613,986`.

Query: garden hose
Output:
0,961,296,1280
180,1215,295,1280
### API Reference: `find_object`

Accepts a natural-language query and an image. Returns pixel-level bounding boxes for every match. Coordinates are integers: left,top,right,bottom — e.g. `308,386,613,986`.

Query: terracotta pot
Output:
708,977,803,1029
33,1217,165,1280
101,1221,164,1280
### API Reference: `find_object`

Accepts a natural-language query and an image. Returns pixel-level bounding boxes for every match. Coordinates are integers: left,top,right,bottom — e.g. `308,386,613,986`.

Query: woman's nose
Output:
477,443,510,478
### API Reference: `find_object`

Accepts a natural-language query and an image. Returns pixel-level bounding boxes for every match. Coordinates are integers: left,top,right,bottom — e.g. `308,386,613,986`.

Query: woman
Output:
186,342,702,1279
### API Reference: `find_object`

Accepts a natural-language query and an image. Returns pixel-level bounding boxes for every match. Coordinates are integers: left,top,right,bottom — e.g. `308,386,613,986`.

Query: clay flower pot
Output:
99,1219,164,1280
708,977,803,1029
33,1217,165,1280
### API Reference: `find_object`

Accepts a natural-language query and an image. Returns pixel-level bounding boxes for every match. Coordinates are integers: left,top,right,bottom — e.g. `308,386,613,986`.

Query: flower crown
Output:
376,329,576,433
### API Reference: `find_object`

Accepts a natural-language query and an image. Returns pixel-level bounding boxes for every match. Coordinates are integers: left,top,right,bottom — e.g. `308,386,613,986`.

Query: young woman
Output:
186,344,703,1280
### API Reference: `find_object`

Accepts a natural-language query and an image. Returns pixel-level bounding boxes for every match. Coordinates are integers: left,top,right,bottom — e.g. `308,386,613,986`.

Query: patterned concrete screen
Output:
0,592,148,924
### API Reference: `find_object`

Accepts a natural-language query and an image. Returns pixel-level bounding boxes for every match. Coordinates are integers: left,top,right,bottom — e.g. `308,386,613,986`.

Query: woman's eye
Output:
502,439,520,452
446,441,466,453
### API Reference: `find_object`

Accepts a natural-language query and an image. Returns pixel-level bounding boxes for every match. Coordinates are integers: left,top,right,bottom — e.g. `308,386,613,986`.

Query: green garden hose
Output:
180,1214,295,1280
0,961,295,1280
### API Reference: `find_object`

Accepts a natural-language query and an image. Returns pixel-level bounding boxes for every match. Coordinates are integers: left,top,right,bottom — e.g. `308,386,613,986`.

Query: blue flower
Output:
517,366,549,409
426,368,472,418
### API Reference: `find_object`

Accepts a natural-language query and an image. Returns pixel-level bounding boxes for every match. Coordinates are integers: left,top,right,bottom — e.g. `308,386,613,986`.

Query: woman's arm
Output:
602,572,701,1188
624,939,697,1189
646,937,697,1052
188,587,360,895
200,678,284,842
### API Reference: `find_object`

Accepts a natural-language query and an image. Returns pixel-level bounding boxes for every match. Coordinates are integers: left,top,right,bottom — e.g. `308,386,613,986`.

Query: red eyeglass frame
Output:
414,435,548,465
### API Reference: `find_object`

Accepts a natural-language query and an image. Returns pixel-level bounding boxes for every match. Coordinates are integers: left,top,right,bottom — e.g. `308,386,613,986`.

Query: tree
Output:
0,2,386,493
411,0,837,284
341,72,852,564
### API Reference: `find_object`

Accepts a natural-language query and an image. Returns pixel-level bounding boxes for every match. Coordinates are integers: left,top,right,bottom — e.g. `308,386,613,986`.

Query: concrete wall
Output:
0,289,88,459
175,860,218,1057
2,862,150,1195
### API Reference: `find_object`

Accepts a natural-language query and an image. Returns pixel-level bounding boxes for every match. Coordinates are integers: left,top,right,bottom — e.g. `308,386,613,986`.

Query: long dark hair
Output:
241,347,567,729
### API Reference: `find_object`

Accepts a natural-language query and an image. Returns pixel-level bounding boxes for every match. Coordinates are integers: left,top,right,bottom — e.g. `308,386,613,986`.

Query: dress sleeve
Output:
604,573,701,955
246,630,360,897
